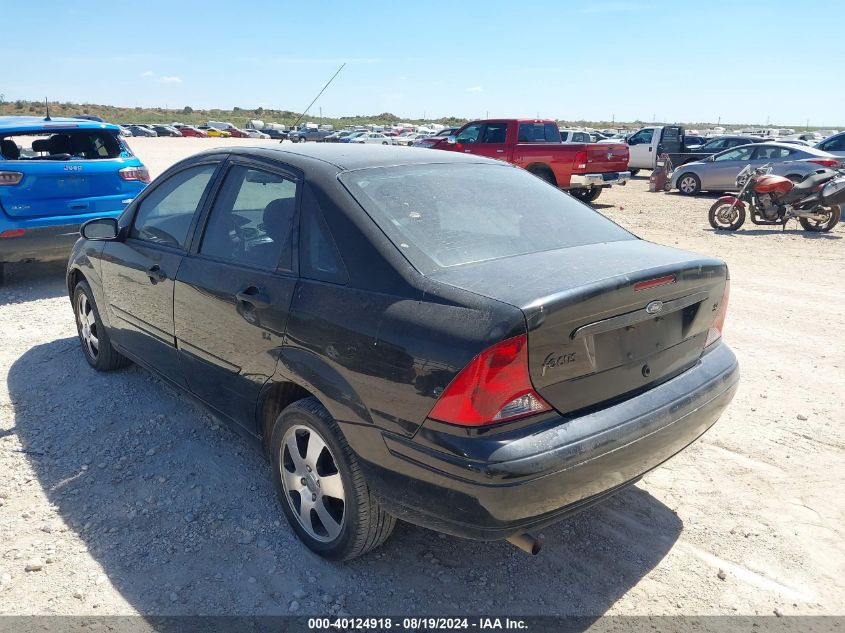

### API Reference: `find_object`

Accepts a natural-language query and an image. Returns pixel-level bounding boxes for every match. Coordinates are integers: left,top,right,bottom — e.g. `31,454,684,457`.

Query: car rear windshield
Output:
339,163,634,273
0,130,129,161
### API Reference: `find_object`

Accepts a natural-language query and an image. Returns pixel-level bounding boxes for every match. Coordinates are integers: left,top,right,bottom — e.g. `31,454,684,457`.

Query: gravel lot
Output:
1,137,843,617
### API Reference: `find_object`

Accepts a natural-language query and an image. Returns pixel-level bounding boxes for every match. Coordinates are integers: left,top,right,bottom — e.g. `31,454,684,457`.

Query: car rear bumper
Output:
347,343,738,540
0,207,127,263
569,170,631,188
0,223,84,263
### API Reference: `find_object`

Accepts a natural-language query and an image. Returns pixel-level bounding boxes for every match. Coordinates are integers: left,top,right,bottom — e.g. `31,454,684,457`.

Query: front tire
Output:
270,397,395,560
708,200,746,230
799,205,841,232
73,280,131,371
677,173,701,196
629,168,640,176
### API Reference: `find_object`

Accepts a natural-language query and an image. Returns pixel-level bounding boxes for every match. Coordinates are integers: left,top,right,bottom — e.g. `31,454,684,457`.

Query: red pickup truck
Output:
430,119,630,202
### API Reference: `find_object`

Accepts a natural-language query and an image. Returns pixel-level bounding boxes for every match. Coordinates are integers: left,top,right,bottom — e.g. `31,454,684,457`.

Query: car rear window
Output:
339,163,634,273
0,130,129,160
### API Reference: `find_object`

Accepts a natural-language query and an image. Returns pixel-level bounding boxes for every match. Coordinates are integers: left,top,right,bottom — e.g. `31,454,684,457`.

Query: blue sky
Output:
2,0,843,126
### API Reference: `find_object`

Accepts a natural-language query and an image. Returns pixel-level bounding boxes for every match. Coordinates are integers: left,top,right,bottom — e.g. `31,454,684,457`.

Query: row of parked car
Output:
119,123,273,139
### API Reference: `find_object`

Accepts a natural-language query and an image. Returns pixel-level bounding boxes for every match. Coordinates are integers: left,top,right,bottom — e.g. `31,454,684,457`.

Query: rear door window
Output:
753,146,791,160
517,123,560,142
198,165,297,271
480,122,508,144
130,164,216,249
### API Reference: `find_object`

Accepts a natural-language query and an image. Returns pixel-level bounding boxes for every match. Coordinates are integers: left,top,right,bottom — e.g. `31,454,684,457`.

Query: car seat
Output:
0,139,20,159
245,198,295,268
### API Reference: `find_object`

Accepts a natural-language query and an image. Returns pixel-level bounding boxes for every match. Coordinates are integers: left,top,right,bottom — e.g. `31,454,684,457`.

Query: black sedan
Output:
67,145,738,560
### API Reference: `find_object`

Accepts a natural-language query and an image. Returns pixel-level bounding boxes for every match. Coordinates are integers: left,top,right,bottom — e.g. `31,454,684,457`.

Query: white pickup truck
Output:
625,126,688,174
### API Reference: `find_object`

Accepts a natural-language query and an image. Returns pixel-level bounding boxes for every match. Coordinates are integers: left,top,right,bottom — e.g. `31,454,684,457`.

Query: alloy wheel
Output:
280,424,346,542
76,293,99,360
679,175,698,194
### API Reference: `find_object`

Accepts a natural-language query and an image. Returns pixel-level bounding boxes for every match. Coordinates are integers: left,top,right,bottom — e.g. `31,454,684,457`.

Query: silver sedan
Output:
670,142,840,195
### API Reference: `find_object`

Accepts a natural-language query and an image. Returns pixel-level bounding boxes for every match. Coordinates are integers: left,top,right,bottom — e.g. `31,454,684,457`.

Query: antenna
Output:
290,63,345,132
44,97,51,121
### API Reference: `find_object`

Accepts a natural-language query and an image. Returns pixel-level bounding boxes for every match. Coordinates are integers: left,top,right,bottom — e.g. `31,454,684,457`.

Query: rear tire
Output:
527,166,556,187
677,173,701,196
73,280,131,371
270,397,395,560
0,262,5,286
571,187,602,203
708,200,746,230
799,205,841,232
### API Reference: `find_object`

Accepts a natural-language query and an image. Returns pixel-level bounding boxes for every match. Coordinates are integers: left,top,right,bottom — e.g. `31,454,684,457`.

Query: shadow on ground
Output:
703,227,842,239
0,261,68,305
8,338,683,617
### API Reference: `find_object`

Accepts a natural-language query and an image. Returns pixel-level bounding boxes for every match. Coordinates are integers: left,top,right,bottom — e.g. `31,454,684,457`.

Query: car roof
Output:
0,115,121,133
205,143,506,172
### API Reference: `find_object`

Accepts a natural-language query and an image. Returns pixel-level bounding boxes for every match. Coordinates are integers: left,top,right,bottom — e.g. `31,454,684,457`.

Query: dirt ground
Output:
0,137,843,617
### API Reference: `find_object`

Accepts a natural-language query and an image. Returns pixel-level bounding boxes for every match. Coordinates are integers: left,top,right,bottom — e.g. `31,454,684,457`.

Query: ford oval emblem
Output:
646,300,664,315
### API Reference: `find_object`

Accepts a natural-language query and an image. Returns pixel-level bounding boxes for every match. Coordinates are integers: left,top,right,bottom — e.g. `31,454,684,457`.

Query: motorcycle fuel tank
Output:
821,177,845,207
754,174,793,195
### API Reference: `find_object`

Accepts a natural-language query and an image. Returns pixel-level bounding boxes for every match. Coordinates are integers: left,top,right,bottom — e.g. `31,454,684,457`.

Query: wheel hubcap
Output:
280,425,346,542
76,294,99,359
681,177,696,193
716,205,738,226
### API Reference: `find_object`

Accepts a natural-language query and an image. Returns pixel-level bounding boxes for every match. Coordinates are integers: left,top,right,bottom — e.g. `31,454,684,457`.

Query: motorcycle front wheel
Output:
709,201,746,231
799,205,841,232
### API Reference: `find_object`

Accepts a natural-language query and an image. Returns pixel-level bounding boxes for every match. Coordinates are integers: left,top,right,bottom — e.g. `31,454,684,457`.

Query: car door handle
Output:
146,265,167,284
496,149,504,153
236,286,270,307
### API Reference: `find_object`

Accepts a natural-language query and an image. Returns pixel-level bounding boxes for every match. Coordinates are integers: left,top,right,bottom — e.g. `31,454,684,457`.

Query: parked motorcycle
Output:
708,163,845,232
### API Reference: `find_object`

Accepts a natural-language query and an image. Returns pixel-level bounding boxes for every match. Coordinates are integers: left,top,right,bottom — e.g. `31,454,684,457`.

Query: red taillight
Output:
705,279,730,348
428,334,551,426
808,158,838,167
573,149,588,171
634,274,676,291
0,171,23,186
0,229,25,238
119,166,151,184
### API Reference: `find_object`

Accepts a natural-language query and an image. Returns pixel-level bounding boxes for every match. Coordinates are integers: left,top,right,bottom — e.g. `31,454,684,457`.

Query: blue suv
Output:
0,116,149,282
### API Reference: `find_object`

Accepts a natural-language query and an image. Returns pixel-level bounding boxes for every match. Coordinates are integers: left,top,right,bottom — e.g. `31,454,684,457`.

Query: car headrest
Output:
0,139,20,159
49,134,72,155
32,138,52,153
262,198,295,243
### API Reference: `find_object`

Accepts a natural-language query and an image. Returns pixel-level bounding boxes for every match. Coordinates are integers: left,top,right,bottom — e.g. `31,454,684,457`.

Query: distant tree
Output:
14,100,24,109
233,106,241,112
256,106,264,115
182,105,194,114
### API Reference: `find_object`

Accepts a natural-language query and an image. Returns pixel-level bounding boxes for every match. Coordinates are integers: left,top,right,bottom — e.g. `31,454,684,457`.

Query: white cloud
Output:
160,76,182,84
140,70,154,77
466,85,483,93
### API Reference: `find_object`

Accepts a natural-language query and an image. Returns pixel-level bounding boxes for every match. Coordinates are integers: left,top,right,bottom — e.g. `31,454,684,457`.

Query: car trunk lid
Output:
429,240,727,416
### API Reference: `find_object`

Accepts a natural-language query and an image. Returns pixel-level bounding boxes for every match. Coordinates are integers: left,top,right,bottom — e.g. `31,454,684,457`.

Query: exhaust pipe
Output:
506,533,542,555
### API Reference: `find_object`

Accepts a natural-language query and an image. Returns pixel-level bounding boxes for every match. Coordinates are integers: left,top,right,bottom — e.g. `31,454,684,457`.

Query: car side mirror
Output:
81,217,119,241
447,135,457,145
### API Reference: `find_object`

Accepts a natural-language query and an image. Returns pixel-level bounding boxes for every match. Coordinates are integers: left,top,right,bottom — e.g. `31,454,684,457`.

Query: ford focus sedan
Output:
67,144,738,560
